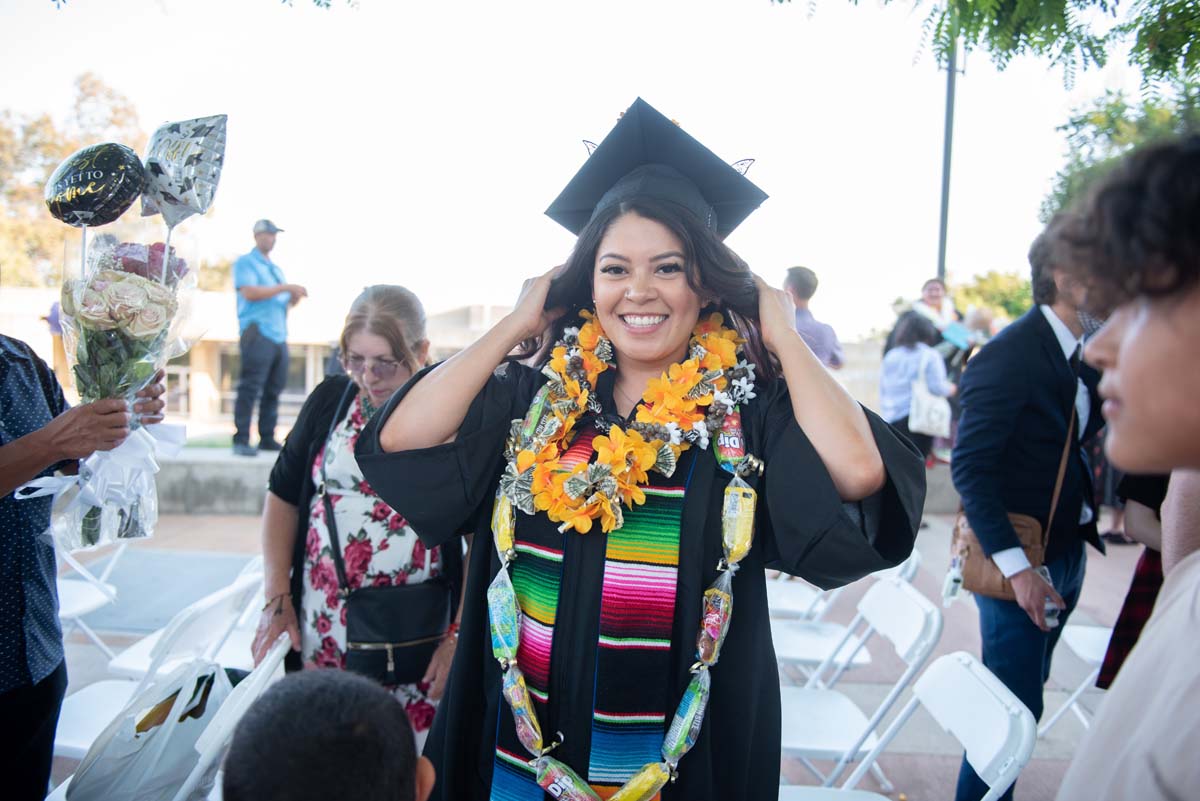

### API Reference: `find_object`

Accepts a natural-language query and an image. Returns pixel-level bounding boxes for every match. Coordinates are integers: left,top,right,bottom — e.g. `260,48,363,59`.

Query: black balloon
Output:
44,143,146,227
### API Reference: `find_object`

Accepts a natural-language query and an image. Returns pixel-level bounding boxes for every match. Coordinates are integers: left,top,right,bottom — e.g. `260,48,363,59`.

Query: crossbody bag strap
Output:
1043,351,1084,549
319,382,358,595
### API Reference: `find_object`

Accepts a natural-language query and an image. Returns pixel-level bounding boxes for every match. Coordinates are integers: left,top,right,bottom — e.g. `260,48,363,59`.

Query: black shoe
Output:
233,442,259,457
258,440,283,452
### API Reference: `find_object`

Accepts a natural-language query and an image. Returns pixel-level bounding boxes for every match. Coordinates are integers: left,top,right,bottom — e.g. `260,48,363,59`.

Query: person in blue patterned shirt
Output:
0,335,165,800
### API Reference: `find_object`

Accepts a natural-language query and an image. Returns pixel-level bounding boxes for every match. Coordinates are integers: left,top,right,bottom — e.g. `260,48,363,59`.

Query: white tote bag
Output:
68,659,232,801
908,348,952,438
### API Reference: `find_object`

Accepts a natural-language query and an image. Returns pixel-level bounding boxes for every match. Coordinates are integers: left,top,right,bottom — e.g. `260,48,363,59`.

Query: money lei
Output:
487,310,762,799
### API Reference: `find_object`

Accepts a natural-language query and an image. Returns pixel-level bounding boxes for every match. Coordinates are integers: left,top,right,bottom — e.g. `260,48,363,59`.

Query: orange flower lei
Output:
499,311,756,534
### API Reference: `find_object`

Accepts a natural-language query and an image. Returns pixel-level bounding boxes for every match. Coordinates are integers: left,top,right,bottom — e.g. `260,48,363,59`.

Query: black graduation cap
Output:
545,97,768,240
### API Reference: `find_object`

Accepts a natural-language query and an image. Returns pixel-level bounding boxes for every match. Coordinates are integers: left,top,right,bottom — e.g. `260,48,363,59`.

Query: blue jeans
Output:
954,542,1087,801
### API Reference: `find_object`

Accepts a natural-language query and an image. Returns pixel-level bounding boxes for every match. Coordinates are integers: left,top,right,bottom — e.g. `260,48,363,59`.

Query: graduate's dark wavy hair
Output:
516,197,779,381
1054,134,1200,313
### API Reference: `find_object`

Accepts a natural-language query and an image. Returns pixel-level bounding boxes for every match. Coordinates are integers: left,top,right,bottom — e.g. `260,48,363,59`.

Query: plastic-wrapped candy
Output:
141,115,227,228
721,475,756,566
696,571,733,666
502,665,544,754
492,493,516,558
661,668,711,767
534,756,601,801
520,385,556,445
487,569,520,663
609,762,671,801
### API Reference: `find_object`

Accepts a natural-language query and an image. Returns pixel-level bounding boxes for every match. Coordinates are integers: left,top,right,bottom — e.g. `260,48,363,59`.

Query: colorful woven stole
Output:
587,483,684,799
490,430,688,801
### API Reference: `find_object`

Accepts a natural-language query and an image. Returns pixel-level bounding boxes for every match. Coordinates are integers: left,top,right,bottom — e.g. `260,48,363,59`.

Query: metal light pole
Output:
936,31,959,283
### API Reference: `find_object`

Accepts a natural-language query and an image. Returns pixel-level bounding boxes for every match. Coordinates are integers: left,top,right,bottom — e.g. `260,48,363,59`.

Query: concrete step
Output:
158,448,274,514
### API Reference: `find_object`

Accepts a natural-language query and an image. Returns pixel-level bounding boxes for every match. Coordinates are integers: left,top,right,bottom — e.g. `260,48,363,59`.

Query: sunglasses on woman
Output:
343,354,403,380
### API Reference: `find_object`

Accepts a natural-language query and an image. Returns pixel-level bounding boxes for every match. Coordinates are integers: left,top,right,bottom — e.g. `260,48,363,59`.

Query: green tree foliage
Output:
953,270,1032,319
0,73,156,288
1040,81,1199,220
775,1,1200,85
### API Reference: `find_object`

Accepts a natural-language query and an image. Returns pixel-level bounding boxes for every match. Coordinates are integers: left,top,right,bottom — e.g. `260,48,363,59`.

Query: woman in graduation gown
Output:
357,99,925,801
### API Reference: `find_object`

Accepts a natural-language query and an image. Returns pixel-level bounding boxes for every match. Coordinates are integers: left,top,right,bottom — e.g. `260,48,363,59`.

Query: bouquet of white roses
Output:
49,240,193,548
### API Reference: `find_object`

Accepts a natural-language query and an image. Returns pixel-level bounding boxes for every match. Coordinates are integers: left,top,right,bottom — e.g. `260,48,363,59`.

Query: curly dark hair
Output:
516,196,779,381
1055,135,1200,313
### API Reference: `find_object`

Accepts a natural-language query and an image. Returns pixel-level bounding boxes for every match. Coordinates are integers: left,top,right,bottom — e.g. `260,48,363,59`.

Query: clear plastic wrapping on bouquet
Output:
36,235,195,549
60,236,197,405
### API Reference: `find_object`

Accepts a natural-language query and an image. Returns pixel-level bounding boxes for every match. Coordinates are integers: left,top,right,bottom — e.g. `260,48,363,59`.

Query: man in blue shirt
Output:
232,219,307,457
0,336,165,799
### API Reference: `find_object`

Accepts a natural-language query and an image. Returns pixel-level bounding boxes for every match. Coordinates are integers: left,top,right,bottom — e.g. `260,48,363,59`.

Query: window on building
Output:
164,353,190,415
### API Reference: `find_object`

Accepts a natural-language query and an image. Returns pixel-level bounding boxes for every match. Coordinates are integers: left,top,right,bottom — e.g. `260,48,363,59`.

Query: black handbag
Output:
318,383,451,685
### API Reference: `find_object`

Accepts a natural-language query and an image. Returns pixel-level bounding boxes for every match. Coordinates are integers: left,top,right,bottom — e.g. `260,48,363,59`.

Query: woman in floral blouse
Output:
251,285,463,748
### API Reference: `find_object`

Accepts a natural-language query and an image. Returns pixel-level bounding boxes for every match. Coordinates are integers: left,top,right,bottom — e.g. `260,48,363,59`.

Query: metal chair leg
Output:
1038,666,1100,737
869,762,895,793
798,756,826,784
72,618,116,659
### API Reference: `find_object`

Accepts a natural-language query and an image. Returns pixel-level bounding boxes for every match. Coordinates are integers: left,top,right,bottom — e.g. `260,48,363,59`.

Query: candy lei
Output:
487,311,762,800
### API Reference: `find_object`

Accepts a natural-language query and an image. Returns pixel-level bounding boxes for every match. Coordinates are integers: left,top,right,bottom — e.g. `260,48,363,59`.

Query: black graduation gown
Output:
357,361,925,801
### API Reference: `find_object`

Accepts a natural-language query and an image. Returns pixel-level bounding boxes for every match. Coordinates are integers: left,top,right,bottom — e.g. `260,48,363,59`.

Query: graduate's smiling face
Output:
592,212,704,374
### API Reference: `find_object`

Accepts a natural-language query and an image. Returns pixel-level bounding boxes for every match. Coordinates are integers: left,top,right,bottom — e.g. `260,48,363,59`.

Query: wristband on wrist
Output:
445,621,460,640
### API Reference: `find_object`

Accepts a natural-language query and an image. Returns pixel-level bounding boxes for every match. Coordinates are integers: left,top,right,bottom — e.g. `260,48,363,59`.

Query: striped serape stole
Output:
587,482,685,799
490,432,597,800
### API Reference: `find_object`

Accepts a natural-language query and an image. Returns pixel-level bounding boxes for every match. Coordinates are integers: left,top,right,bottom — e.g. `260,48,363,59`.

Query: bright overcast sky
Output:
2,0,1142,339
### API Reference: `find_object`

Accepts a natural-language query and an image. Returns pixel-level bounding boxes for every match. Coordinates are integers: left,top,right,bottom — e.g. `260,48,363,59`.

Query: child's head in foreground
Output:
223,669,436,801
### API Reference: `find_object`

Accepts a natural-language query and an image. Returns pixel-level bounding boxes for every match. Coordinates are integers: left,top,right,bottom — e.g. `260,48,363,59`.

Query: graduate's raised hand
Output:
753,274,797,355
505,265,567,343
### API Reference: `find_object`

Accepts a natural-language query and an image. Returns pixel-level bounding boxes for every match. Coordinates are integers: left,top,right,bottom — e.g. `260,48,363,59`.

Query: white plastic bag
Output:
68,660,232,801
909,349,952,438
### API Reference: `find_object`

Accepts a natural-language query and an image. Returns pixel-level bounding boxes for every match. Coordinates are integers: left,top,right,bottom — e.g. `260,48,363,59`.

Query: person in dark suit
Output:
951,215,1104,801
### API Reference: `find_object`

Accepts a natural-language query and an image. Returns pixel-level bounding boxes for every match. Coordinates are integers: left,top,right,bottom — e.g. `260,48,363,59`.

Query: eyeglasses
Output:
343,355,403,380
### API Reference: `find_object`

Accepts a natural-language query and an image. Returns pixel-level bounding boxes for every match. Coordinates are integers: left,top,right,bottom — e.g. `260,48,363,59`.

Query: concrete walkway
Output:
56,512,1143,799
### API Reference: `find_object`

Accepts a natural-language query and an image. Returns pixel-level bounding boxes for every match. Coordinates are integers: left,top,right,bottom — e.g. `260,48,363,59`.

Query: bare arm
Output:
1162,470,1200,575
1123,499,1163,551
757,277,885,500
423,533,473,700
0,428,70,498
251,491,302,661
380,268,562,453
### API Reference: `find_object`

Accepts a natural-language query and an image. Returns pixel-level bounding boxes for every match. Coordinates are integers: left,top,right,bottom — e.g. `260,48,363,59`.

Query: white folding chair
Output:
779,577,943,791
767,578,845,622
1038,623,1112,737
109,565,264,680
779,651,1036,801
57,543,128,659
772,550,925,686
54,573,263,760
